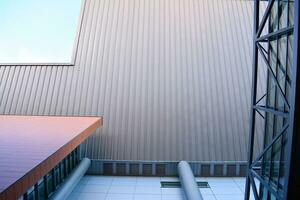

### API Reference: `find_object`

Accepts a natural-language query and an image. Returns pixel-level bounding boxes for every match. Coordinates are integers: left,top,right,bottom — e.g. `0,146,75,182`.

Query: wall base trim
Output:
87,159,247,177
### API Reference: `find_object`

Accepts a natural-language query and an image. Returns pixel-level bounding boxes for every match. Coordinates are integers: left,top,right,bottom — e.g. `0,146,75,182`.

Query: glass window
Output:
0,0,83,64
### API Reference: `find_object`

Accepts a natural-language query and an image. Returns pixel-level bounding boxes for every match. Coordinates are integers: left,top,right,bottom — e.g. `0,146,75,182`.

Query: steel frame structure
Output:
245,0,299,200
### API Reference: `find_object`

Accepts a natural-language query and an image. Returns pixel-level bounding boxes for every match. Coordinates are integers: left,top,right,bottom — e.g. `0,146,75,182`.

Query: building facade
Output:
0,0,259,162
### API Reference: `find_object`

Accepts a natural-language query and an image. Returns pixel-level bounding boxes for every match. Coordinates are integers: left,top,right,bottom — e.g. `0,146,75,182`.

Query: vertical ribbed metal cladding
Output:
0,0,263,161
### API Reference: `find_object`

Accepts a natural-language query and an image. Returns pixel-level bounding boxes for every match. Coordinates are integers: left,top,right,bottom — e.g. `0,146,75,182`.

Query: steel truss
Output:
245,0,299,200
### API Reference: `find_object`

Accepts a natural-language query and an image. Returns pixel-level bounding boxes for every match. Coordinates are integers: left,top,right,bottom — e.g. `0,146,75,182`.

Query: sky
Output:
0,0,82,63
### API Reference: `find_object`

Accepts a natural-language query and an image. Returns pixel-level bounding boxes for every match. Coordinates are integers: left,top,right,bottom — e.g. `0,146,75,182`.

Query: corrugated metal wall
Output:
0,0,264,161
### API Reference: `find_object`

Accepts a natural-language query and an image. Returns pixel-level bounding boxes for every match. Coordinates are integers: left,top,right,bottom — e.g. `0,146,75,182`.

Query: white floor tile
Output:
66,193,78,200
78,177,89,184
86,175,113,180
215,194,244,200
113,176,137,182
209,182,238,187
79,184,110,193
201,194,217,200
206,178,234,182
161,194,185,200
161,188,184,196
111,180,137,186
211,186,243,195
232,177,246,182
111,177,137,186
106,193,134,200
236,184,246,193
88,178,112,185
136,177,161,186
67,192,107,200
134,194,161,200
72,183,83,192
108,185,136,194
135,186,162,195
67,175,249,200
199,188,214,195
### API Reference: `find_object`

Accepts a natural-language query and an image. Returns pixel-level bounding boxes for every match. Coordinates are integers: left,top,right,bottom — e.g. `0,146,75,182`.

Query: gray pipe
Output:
50,158,91,200
178,161,203,200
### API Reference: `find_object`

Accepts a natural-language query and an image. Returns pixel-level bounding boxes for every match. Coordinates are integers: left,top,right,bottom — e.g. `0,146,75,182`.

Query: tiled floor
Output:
67,176,256,200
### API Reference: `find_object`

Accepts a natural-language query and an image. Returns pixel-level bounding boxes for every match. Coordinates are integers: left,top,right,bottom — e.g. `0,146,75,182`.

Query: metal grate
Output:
160,181,209,188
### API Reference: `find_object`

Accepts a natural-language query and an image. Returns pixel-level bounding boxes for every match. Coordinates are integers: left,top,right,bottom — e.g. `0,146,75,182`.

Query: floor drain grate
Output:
160,181,210,188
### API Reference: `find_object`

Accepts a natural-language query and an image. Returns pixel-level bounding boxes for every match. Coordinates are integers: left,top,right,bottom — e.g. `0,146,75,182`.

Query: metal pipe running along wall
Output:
178,161,203,200
50,158,91,200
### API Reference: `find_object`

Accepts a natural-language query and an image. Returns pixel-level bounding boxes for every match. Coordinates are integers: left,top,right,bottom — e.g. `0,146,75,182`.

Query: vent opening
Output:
160,181,209,188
